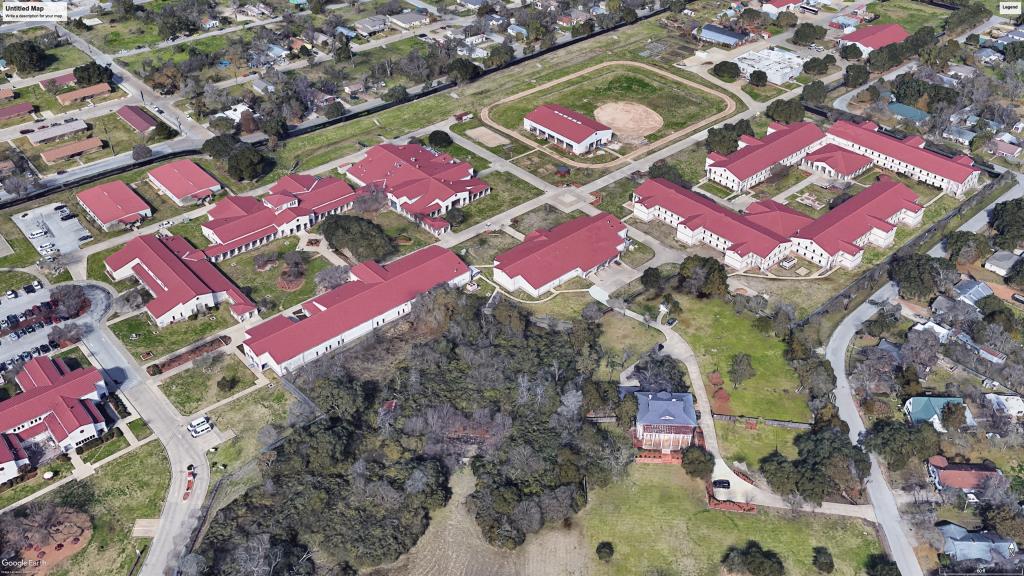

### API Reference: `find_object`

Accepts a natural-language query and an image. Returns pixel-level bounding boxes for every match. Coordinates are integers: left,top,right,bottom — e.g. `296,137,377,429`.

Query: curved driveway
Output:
479,60,738,169
825,281,923,576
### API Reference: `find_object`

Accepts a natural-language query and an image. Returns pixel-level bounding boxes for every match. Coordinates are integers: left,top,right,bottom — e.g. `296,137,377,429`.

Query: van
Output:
28,229,46,239
38,243,55,250
187,416,209,431
1013,293,1024,305
190,422,212,438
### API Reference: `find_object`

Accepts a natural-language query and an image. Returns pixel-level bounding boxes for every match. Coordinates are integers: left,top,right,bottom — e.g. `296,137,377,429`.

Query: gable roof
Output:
955,278,994,307
494,213,625,288
148,160,221,201
803,143,873,176
77,181,150,226
244,246,469,366
0,102,34,121
0,357,104,446
634,178,811,258
56,82,110,105
117,105,158,132
828,121,979,184
929,458,1002,491
939,523,1016,563
708,122,825,181
792,176,922,255
105,234,255,319
40,137,102,163
346,143,488,218
840,24,909,50
524,104,610,144
905,396,964,423
635,391,697,427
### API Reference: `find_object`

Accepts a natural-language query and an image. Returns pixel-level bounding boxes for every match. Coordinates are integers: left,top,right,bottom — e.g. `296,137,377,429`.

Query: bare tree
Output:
314,264,350,292
52,284,87,318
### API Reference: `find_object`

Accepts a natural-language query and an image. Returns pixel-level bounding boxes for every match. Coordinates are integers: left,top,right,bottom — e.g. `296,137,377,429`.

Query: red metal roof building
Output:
116,105,158,133
633,178,811,271
0,357,106,483
0,102,34,122
201,174,361,261
800,143,873,180
633,176,924,271
927,455,1002,494
344,143,489,236
705,122,826,193
77,181,153,231
790,176,923,268
39,72,76,90
39,137,103,164
148,160,223,206
762,0,801,16
839,24,909,55
493,213,627,297
242,245,472,375
522,104,614,155
55,82,110,106
105,234,257,327
825,120,981,197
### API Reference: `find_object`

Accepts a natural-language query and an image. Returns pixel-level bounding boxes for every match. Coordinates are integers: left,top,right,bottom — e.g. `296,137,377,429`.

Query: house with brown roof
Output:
56,82,111,106
40,137,103,164
928,455,1002,496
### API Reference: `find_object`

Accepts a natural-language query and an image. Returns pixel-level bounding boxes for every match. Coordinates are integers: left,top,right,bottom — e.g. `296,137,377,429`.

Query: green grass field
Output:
208,385,294,479
489,66,728,145
44,442,169,576
218,236,330,313
582,466,881,576
0,270,40,294
110,305,236,361
118,30,255,84
161,354,256,415
512,204,584,235
867,0,949,32
80,434,130,464
452,171,545,232
368,210,437,257
742,83,786,102
0,459,73,509
717,420,801,467
595,313,664,381
621,239,654,269
166,217,209,248
127,418,153,440
673,296,812,422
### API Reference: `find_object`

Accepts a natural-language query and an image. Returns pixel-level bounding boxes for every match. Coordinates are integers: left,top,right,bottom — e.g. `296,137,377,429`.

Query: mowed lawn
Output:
208,385,294,480
161,354,257,416
110,305,236,361
596,313,664,381
582,466,881,576
452,171,545,232
867,0,949,32
43,442,170,576
717,420,801,467
218,237,330,313
673,296,811,422
488,66,728,142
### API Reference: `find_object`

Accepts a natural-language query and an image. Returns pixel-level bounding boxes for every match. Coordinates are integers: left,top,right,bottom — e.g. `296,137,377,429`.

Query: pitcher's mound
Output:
594,101,663,144
466,126,510,147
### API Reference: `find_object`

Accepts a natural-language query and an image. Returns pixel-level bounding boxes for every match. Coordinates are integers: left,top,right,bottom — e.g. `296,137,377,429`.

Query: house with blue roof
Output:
903,397,975,432
634,391,698,451
335,26,358,39
507,24,527,38
939,523,1018,563
955,278,993,308
888,102,929,125
696,24,749,47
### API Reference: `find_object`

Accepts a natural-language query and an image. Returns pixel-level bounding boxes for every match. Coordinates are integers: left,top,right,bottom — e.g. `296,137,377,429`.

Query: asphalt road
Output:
825,281,924,576
928,172,1023,257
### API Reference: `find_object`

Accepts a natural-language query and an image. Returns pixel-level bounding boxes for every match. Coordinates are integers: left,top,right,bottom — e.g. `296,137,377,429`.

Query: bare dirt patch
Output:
466,126,510,148
366,467,591,576
594,101,664,144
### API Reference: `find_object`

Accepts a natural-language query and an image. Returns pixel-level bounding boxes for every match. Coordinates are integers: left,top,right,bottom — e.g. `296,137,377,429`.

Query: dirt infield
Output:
594,101,663,144
479,60,737,169
465,126,510,148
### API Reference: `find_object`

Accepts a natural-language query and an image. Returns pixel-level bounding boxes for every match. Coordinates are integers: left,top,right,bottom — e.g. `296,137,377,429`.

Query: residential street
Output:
825,281,924,576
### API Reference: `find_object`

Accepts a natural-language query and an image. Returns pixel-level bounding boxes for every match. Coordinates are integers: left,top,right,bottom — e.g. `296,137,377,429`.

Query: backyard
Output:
451,171,545,232
595,312,664,381
161,353,257,415
581,466,881,576
672,295,812,422
219,237,331,313
109,305,236,361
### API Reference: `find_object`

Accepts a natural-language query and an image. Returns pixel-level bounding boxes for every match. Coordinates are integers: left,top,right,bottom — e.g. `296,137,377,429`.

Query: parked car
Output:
60,213,76,221
5,290,16,299
22,284,35,293
17,128,33,135
78,234,92,242
39,344,50,353
24,325,34,334
52,205,66,212
712,479,731,490
32,280,41,290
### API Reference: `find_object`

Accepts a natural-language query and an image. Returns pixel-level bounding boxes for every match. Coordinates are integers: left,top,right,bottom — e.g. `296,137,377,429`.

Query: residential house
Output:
523,104,613,155
904,397,975,432
984,251,1020,277
975,47,1004,65
985,394,1024,420
938,523,1017,564
265,45,288,61
954,278,993,308
77,181,152,231
943,126,977,146
242,246,471,376
0,102,34,122
492,213,626,297
116,105,158,134
39,72,75,91
0,357,107,484
335,26,358,39
104,234,257,327
40,138,103,165
928,455,1001,494
343,143,490,236
200,16,221,29
148,160,222,206
633,391,698,452
56,83,110,106
27,119,88,146
388,11,430,29
990,139,1022,158
344,81,365,96
507,24,528,38
888,102,929,125
696,24,750,47
355,15,389,36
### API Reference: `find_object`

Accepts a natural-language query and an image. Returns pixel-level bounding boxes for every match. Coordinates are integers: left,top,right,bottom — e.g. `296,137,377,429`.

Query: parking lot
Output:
0,286,63,375
12,202,91,259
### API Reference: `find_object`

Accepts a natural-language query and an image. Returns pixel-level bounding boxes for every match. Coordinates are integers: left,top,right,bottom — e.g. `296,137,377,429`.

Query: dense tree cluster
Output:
844,64,869,88
759,422,869,505
712,60,740,82
943,231,991,264
3,41,46,74
766,98,805,124
989,197,1024,250
319,214,396,262
72,62,114,85
791,23,826,46
705,119,754,156
200,135,267,181
862,419,940,471
867,26,936,73
944,2,992,34
887,254,956,300
890,72,958,113
722,541,786,576
676,255,728,299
